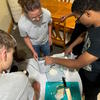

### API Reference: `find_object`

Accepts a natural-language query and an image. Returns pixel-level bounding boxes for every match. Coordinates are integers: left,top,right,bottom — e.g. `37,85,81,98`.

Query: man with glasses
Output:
45,0,100,99
18,0,52,60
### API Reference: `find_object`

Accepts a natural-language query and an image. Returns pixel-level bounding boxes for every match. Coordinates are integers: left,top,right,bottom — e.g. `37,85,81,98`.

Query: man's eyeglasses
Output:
31,13,43,21
75,13,84,24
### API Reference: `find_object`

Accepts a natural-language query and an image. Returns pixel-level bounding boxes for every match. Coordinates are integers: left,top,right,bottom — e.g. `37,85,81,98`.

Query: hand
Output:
65,46,73,55
60,16,66,22
45,56,53,65
49,37,52,46
33,51,38,61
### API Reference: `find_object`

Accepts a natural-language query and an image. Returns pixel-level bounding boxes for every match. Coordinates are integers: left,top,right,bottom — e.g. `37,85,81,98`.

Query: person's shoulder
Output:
0,72,28,83
42,8,51,17
88,26,100,42
0,72,33,100
0,72,29,94
18,14,26,23
18,14,29,26
93,27,100,38
89,26,100,35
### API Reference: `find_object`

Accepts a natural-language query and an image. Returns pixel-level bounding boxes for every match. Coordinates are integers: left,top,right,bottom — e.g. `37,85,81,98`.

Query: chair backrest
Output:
52,18,67,49
58,0,70,2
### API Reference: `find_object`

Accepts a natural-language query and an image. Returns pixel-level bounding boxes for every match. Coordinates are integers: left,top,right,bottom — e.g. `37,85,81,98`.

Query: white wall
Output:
0,0,12,32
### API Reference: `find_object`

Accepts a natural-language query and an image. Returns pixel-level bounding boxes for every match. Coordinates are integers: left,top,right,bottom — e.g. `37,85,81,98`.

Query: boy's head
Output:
18,0,42,21
72,0,100,27
0,30,16,72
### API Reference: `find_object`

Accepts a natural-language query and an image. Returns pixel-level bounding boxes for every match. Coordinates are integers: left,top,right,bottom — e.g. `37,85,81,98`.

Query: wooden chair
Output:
58,0,70,3
51,17,72,49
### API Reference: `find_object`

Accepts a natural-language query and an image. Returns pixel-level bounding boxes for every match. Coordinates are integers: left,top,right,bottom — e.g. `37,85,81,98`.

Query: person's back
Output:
0,29,40,100
0,72,34,100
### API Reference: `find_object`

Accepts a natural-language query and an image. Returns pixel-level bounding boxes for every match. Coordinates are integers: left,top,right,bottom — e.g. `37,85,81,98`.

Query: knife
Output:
62,77,67,88
62,77,72,100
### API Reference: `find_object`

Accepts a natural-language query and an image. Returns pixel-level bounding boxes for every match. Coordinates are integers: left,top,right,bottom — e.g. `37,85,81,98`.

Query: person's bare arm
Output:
65,32,86,54
48,23,52,46
69,32,85,48
45,51,98,69
61,12,74,21
24,36,38,60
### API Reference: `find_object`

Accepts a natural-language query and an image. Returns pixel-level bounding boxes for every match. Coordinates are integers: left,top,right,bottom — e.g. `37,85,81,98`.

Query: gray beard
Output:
32,17,43,25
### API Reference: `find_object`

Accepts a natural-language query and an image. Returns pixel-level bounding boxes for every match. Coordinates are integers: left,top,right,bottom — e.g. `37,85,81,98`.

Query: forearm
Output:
48,24,52,39
51,58,81,69
49,50,97,69
33,93,39,100
65,12,74,18
24,36,35,54
69,33,85,49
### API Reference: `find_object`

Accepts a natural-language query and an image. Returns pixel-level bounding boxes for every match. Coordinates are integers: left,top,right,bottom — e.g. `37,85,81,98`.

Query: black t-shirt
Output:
68,23,87,56
83,26,100,73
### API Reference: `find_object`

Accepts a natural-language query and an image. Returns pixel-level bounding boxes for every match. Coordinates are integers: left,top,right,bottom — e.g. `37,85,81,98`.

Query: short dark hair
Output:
0,30,16,51
72,0,100,14
18,0,41,13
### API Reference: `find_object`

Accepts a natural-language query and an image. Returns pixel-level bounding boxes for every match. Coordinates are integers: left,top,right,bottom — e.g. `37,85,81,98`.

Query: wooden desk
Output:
40,0,76,29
